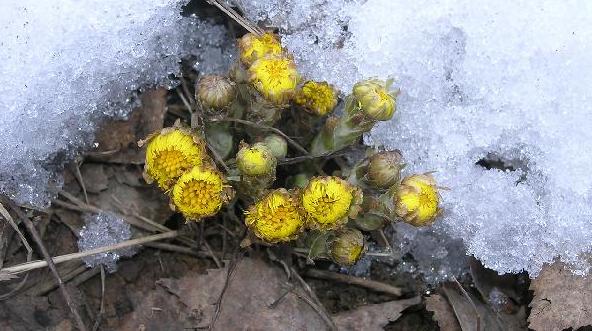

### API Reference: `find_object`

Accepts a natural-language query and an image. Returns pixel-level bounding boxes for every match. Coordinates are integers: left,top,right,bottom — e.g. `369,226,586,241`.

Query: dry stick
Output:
56,195,218,263
92,266,106,331
176,87,193,114
206,141,231,173
72,161,89,204
4,199,88,331
0,231,178,275
290,267,337,331
0,203,33,300
305,269,402,297
27,264,88,296
210,249,244,330
212,118,310,155
452,276,481,331
206,0,263,36
291,289,338,331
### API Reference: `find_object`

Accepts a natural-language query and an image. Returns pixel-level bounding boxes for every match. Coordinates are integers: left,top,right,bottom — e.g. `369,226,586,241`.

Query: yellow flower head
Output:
172,166,228,221
352,78,398,121
301,176,361,230
245,189,305,243
238,32,283,66
236,142,277,177
294,81,338,116
394,173,441,226
143,127,206,190
330,229,365,266
249,55,300,105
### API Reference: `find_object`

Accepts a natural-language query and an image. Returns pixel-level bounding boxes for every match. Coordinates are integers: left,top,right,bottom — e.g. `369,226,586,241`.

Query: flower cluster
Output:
140,122,232,221
138,31,444,268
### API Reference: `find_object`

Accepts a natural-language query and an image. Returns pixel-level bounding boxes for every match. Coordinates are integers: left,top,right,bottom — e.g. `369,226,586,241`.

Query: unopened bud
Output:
236,142,277,177
196,75,236,110
351,78,398,121
330,229,365,266
394,173,441,227
366,150,404,189
262,134,288,159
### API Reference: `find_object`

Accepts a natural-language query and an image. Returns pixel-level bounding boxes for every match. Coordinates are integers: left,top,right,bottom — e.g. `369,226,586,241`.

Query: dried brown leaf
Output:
118,257,327,330
426,294,461,331
332,296,420,331
443,283,526,331
529,261,592,331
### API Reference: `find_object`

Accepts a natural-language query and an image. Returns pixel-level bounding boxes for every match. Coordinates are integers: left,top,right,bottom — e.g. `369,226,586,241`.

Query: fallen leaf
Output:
469,258,524,312
443,283,526,331
425,294,461,331
529,261,592,331
0,296,68,330
119,257,327,330
332,296,420,331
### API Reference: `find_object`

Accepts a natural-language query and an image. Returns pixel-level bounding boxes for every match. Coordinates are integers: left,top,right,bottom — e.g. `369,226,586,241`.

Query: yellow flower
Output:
249,56,300,105
330,229,365,266
351,78,398,121
245,189,305,243
171,166,228,221
238,32,283,66
236,142,277,177
394,173,441,226
143,127,206,190
301,176,361,230
294,81,338,116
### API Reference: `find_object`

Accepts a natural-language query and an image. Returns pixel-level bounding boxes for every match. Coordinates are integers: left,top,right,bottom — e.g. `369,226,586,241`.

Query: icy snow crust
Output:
78,213,135,272
237,0,592,276
0,0,231,208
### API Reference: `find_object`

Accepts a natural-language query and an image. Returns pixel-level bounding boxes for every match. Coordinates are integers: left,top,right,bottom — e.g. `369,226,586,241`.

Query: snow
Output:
237,0,592,277
78,212,135,272
0,0,232,208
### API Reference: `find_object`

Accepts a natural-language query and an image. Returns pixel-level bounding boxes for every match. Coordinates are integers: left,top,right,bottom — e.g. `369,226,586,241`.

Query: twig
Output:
206,0,263,36
176,87,193,114
452,276,481,331
72,160,89,204
206,141,231,173
144,242,220,260
92,266,106,331
0,202,33,299
211,118,310,155
26,264,88,296
3,198,88,331
305,269,402,297
290,267,337,330
290,289,337,331
0,231,178,275
210,249,244,330
202,239,223,268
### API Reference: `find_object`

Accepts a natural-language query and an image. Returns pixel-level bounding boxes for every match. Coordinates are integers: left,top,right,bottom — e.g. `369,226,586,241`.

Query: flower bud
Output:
262,134,288,159
236,142,277,177
366,150,404,189
351,78,398,121
330,229,365,266
196,75,236,110
394,173,441,226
